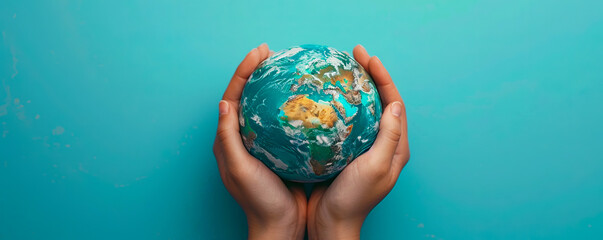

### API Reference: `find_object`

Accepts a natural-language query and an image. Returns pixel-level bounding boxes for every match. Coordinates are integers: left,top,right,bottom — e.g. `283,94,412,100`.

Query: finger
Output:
222,46,264,103
353,44,371,73
369,56,402,106
269,50,275,57
390,117,410,177
366,101,404,167
215,100,249,162
389,139,410,178
257,43,270,61
368,56,409,161
213,137,228,180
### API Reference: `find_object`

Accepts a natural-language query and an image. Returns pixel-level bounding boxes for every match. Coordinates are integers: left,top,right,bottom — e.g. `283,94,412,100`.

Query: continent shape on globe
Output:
239,45,382,182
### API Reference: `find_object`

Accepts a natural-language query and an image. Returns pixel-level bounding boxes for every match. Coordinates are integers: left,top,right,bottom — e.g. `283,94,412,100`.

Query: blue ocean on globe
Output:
239,45,382,182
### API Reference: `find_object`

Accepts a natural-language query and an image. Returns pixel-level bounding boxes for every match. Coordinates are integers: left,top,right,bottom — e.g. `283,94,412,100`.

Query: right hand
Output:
307,45,410,240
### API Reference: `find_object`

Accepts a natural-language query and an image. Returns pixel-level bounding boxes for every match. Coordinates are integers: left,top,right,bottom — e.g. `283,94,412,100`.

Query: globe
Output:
239,44,382,182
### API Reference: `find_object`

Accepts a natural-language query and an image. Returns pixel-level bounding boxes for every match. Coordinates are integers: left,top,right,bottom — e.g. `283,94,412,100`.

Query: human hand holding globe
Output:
213,43,409,240
214,44,307,240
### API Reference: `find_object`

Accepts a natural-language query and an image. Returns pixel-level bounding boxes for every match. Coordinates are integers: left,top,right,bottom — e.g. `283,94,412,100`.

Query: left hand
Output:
213,43,307,240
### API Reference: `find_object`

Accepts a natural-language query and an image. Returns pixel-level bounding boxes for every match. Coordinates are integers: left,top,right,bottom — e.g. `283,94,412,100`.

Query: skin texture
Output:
213,44,307,240
307,45,410,240
213,44,409,240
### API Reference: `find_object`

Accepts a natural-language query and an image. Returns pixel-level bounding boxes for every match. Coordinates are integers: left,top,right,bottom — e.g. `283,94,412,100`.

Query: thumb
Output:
216,100,247,159
368,101,404,159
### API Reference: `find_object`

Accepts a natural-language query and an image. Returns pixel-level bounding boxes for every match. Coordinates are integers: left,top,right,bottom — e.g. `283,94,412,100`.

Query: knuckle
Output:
403,150,411,162
212,138,222,156
365,161,390,182
373,165,390,180
385,177,398,191
398,147,410,162
228,164,252,183
215,126,232,144
381,127,401,143
212,143,220,156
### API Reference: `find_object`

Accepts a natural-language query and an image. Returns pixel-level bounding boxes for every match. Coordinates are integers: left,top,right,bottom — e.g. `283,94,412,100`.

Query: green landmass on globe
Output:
239,44,382,182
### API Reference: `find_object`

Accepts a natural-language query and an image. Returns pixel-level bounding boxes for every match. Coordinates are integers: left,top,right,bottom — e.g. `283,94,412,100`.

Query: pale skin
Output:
213,43,410,240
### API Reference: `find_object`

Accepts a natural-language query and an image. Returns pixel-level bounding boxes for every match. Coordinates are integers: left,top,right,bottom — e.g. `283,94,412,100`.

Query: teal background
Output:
0,0,601,239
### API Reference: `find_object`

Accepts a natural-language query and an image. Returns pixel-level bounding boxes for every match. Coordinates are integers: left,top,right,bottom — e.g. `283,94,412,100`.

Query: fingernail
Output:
219,100,229,115
391,101,402,117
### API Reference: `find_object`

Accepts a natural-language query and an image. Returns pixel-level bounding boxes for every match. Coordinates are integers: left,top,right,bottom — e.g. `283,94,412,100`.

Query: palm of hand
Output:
213,44,306,239
307,45,409,239
216,150,303,226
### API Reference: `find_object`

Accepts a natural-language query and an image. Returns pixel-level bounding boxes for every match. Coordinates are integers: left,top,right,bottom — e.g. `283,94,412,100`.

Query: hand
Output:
213,44,307,240
307,45,410,240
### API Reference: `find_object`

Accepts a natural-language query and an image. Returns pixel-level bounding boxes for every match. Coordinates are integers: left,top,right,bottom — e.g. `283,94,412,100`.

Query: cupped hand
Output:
307,45,410,240
213,44,306,240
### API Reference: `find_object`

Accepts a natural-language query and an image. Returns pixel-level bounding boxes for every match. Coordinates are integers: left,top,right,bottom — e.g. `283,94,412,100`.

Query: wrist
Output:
312,215,364,240
247,216,303,240
315,224,361,240
248,227,297,240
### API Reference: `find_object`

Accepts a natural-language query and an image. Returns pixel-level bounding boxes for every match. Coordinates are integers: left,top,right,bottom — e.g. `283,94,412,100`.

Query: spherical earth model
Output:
239,44,382,182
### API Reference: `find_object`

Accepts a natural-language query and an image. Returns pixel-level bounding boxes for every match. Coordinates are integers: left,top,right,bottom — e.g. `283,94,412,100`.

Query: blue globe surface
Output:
239,45,382,182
